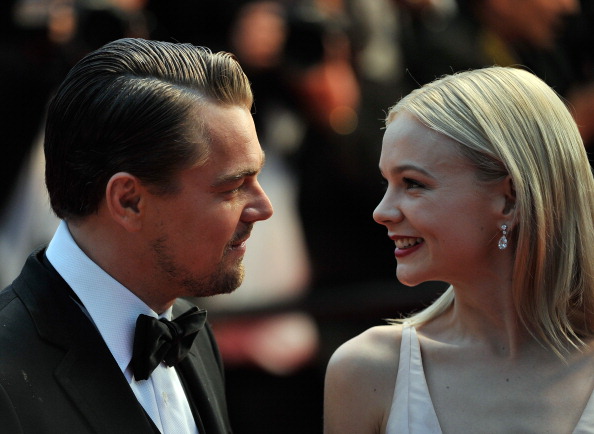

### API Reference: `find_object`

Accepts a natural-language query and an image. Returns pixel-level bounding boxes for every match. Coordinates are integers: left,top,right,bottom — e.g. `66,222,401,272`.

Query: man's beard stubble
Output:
150,236,245,298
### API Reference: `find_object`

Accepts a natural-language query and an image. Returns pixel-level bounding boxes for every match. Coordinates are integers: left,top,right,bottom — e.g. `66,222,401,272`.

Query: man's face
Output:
142,104,273,300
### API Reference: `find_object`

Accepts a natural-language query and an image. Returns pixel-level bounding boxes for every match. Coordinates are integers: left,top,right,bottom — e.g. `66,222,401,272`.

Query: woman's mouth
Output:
395,237,424,250
394,237,424,258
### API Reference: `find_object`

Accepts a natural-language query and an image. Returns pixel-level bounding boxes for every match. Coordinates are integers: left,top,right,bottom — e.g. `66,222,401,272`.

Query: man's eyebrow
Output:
210,152,266,188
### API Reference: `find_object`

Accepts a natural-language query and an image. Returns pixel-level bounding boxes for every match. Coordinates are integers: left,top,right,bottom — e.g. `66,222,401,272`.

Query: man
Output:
0,38,273,433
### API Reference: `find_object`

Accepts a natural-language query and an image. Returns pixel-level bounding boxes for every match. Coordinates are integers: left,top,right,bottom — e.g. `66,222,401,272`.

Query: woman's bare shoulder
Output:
328,324,405,373
324,324,405,434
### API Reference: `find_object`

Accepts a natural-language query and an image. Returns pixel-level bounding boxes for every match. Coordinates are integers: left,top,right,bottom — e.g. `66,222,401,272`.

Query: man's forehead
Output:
208,149,266,187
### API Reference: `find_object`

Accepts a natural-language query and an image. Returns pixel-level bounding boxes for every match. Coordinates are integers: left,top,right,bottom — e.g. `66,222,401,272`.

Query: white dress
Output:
385,326,594,434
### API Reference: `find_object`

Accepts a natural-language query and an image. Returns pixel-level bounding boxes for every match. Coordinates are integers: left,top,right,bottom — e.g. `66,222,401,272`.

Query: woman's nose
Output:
373,191,403,226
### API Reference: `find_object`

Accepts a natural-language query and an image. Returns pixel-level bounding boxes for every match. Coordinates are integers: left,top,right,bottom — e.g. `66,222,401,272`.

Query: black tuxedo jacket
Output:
0,249,233,434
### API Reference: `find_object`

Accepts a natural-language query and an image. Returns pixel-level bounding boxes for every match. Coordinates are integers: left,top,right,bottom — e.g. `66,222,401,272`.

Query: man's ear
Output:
105,172,144,231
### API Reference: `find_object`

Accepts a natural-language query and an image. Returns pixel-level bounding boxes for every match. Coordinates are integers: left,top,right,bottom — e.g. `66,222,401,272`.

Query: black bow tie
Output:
131,306,207,381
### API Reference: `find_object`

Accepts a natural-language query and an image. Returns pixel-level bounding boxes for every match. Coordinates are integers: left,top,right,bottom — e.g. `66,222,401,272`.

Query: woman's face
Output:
373,112,507,287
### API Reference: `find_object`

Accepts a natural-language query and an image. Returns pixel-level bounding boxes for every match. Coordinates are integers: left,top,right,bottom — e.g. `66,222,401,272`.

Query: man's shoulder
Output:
0,281,30,324
0,284,18,310
0,251,45,318
0,252,60,358
2,249,50,293
0,282,43,375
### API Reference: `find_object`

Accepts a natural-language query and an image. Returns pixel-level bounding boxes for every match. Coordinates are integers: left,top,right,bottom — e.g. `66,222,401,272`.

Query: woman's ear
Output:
105,172,143,231
492,175,517,226
502,175,516,217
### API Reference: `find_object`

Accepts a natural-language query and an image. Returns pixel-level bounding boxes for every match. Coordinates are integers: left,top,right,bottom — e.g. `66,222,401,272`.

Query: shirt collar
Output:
46,221,172,380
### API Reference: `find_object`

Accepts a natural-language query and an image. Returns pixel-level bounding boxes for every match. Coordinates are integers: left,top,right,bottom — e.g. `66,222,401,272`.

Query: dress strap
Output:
573,384,594,433
385,326,442,434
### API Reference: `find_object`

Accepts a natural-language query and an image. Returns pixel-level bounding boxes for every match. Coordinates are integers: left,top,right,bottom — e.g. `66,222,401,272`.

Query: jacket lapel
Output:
15,251,158,434
174,301,232,434
54,335,159,434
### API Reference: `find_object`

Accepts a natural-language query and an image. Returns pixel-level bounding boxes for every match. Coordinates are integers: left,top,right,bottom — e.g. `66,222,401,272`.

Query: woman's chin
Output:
396,268,426,287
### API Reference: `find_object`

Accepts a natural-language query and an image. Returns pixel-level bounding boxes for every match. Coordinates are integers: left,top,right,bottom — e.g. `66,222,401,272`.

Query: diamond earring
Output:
498,224,508,250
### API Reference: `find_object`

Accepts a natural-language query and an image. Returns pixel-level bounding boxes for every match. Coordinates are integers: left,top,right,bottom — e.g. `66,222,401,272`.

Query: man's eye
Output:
224,180,249,195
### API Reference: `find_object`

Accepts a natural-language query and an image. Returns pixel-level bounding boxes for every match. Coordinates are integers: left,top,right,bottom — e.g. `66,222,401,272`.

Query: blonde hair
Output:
387,66,594,355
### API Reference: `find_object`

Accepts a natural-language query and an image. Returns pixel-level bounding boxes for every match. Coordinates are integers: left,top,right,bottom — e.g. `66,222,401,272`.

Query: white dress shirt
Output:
46,221,198,434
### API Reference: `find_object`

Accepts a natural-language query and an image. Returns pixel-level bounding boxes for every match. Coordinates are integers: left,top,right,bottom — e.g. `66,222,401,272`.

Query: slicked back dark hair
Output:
45,38,253,219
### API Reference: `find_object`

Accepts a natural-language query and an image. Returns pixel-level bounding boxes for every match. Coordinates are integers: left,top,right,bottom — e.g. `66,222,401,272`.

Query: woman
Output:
324,66,594,433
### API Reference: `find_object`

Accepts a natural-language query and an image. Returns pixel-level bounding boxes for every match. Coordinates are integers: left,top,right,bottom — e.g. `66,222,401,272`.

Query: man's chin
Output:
218,264,245,295
183,263,245,298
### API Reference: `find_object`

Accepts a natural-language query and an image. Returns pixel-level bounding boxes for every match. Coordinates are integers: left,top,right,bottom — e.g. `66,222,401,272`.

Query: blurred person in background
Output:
212,0,317,379
0,0,63,287
399,0,594,150
1,0,155,288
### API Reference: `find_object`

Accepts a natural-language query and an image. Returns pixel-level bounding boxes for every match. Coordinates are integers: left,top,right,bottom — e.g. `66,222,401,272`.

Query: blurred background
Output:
1,0,593,432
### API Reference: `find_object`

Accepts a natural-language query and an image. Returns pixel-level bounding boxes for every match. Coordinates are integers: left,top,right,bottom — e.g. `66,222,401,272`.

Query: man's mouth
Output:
229,226,253,250
230,240,247,249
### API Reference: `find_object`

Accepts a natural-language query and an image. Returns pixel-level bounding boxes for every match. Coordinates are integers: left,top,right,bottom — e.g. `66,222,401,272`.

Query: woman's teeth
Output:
395,237,423,249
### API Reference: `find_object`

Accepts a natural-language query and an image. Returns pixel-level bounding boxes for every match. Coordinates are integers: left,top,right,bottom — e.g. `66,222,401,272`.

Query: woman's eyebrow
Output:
390,163,435,179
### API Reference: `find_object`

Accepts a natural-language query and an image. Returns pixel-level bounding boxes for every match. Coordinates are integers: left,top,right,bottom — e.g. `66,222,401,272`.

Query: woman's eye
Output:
404,177,424,189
